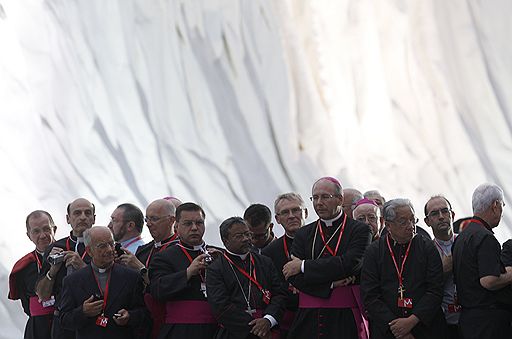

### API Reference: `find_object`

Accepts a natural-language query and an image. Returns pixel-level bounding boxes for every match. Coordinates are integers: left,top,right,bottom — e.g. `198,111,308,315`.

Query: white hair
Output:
472,183,504,214
383,198,414,221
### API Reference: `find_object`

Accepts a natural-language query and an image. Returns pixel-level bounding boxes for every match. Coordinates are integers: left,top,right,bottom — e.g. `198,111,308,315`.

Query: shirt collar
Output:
320,211,343,227
225,248,249,261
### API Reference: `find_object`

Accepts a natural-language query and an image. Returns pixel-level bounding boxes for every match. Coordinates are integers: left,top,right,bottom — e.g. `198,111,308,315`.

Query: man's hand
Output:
116,249,144,270
64,251,87,270
332,276,356,288
48,247,65,275
389,315,419,338
186,254,207,280
441,254,453,273
82,295,103,317
249,318,271,338
113,308,130,326
283,255,302,279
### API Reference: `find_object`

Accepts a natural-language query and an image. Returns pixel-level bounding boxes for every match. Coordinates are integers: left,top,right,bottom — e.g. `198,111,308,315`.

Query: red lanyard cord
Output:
317,213,347,257
386,234,412,288
91,266,112,314
179,244,205,281
66,237,88,260
223,252,265,292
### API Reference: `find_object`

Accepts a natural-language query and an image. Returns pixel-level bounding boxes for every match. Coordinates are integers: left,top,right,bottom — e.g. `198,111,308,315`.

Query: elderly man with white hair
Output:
453,183,512,339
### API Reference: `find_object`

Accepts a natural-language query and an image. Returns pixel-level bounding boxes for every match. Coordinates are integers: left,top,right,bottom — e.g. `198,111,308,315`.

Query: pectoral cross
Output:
246,306,256,315
398,285,405,299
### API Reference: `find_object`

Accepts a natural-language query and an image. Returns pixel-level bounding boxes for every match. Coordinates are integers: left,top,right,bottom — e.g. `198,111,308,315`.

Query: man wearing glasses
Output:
353,198,383,241
108,203,146,254
361,198,446,339
262,192,308,338
58,226,148,338
244,203,276,254
283,177,372,339
424,195,460,338
453,183,512,339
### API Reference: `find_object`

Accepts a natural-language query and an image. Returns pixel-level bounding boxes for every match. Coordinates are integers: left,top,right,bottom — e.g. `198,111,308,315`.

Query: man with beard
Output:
424,195,461,338
361,199,446,339
108,203,145,254
150,202,219,338
453,183,512,339
58,226,148,338
115,198,179,338
207,217,286,339
36,198,96,339
9,210,57,339
261,192,308,338
283,177,372,339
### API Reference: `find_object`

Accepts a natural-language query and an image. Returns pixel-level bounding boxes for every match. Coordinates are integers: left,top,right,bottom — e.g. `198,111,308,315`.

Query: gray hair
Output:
472,183,504,214
383,198,415,221
364,190,385,202
84,228,92,247
274,192,305,213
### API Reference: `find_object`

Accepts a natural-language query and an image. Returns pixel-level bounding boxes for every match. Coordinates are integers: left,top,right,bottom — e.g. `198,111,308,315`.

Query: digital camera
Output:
48,253,65,265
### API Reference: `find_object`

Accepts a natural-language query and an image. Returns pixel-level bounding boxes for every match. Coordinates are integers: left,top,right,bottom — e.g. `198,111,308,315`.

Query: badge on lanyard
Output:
397,298,413,309
42,295,56,308
96,314,109,327
200,282,207,298
262,289,272,304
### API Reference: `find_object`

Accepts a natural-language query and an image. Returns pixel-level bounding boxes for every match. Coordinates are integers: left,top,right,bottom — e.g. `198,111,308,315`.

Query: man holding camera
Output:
149,202,219,338
36,198,95,339
58,226,148,338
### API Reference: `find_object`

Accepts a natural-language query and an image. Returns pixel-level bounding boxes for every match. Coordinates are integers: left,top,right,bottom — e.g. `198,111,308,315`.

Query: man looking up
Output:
244,203,276,254
108,203,145,254
361,199,446,339
262,192,308,338
207,217,286,339
424,195,460,338
36,198,95,339
58,226,148,338
150,202,218,338
9,210,57,339
353,198,383,241
453,183,512,339
283,177,372,339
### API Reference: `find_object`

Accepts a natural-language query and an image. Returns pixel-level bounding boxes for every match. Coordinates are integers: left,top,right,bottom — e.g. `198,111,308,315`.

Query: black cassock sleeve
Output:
149,249,189,301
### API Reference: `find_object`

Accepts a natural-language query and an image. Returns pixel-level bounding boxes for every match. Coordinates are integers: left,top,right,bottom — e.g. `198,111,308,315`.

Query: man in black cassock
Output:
115,198,179,339
206,217,286,339
361,198,446,339
58,226,149,339
283,177,372,339
261,192,308,338
453,183,512,339
150,202,218,338
244,204,276,254
35,198,95,339
8,210,57,339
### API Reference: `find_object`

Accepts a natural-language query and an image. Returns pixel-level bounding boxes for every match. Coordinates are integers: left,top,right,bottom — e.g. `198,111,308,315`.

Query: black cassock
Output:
9,251,52,339
361,234,446,339
287,214,371,339
149,243,218,339
261,235,298,338
206,251,286,339
38,233,91,339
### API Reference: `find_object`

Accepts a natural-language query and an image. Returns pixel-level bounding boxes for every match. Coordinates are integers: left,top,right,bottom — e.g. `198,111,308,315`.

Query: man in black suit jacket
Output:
58,226,149,339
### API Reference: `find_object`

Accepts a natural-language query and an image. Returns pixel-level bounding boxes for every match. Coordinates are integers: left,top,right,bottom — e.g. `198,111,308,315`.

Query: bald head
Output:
164,196,183,209
66,198,95,237
146,199,176,242
84,226,114,268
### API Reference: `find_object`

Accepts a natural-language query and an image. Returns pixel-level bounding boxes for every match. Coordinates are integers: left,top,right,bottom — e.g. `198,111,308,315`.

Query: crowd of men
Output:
7,177,512,339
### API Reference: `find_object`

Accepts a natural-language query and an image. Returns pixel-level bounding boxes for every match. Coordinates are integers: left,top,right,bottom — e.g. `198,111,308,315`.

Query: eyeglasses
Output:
277,207,304,217
356,214,378,223
180,220,205,227
388,218,418,227
145,215,170,223
232,232,253,240
426,208,451,218
95,241,115,250
310,194,338,202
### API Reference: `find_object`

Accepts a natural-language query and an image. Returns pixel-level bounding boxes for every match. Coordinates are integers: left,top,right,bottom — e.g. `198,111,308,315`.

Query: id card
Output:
262,289,271,305
397,298,413,309
42,296,55,308
447,303,461,313
96,315,109,327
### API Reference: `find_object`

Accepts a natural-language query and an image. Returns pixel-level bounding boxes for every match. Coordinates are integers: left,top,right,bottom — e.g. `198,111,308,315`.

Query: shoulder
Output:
113,263,139,278
135,241,154,255
347,218,372,235
295,221,317,238
63,265,91,285
262,236,283,256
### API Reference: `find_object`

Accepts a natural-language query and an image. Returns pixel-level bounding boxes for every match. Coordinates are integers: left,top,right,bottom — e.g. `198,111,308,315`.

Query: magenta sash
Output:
29,296,55,316
165,300,216,324
144,293,166,339
299,285,369,339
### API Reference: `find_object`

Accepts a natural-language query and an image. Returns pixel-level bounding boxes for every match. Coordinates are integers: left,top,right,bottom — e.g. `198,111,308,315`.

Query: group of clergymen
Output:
8,177,512,339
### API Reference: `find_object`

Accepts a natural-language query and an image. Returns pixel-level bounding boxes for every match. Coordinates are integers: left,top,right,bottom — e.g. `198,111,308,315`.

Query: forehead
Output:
28,214,51,228
179,210,204,221
146,202,166,215
312,180,337,194
276,198,302,211
69,199,93,213
229,222,249,235
394,205,414,218
91,229,113,242
426,197,449,213
112,207,124,217
353,204,378,217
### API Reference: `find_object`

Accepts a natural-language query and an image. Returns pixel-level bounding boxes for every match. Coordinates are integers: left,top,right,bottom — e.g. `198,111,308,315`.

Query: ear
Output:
127,221,135,231
424,217,431,227
66,214,70,224
26,231,31,240
304,208,309,219
269,223,273,231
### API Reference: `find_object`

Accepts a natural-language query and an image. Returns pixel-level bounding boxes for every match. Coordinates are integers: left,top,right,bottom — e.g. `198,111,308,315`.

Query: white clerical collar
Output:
285,233,295,239
321,211,343,227
435,235,454,246
76,236,84,243
226,248,249,260
91,262,111,274
35,249,45,255
180,242,206,252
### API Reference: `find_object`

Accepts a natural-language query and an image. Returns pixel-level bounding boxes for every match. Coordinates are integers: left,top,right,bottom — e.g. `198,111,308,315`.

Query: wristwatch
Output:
139,266,148,276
